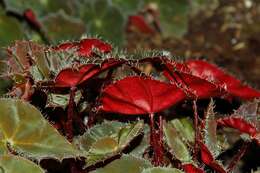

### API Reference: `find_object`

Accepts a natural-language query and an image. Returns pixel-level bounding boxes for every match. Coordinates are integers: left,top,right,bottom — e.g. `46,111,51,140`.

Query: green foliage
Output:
74,121,144,168
80,0,124,45
0,155,44,173
0,11,23,47
91,154,152,173
163,119,192,163
142,167,184,173
0,98,80,161
42,11,86,43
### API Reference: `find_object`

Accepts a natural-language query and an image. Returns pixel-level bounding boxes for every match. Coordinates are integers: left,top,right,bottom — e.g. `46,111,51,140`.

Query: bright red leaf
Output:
182,164,205,173
78,38,112,57
200,142,227,173
53,38,112,57
186,60,260,100
100,76,186,114
54,59,124,88
217,117,258,140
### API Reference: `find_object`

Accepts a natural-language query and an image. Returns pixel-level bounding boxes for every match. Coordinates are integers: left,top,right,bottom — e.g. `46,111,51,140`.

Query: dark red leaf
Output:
186,60,260,100
217,117,258,138
127,15,155,34
23,9,41,30
78,38,112,57
182,164,205,173
54,59,124,88
200,142,227,173
100,76,186,114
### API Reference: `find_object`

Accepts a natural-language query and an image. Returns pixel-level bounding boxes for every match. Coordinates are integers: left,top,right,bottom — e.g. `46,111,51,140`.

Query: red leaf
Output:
183,164,205,173
186,60,260,100
23,9,41,30
78,38,112,57
217,117,257,138
200,142,227,173
53,42,78,51
127,15,155,34
100,76,186,114
53,38,112,57
54,59,124,88
163,61,223,99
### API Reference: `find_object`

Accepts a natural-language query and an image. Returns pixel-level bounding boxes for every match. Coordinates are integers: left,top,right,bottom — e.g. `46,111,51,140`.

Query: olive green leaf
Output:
80,0,124,45
42,11,86,43
0,11,23,47
91,154,152,173
74,121,143,168
0,155,44,173
143,0,190,38
170,118,194,143
0,98,81,161
203,100,221,157
142,167,184,173
163,120,192,163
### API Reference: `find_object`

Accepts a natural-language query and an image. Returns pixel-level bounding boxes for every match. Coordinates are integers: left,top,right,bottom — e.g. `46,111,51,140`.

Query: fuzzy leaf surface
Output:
142,167,184,173
0,98,80,160
0,155,44,173
91,154,152,173
74,121,143,167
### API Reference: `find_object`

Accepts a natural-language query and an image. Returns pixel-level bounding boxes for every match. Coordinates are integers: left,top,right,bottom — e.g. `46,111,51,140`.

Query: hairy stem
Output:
227,141,249,172
66,87,76,142
193,100,199,160
149,113,164,166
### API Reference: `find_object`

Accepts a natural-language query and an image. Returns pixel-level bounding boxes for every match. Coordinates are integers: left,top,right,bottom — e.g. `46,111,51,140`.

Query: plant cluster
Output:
0,38,259,173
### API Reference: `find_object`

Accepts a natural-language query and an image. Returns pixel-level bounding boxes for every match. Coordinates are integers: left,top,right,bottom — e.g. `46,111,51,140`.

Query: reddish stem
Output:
227,141,249,172
193,100,199,160
66,87,76,142
149,113,164,166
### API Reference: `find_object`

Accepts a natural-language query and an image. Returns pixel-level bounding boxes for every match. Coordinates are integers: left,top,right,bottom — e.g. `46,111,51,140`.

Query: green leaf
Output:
46,0,78,16
0,11,23,47
0,155,44,173
80,0,124,45
0,78,12,96
47,91,82,109
142,167,184,173
4,0,45,15
74,121,143,168
91,154,152,173
163,121,192,162
170,118,194,143
112,0,141,14
143,0,189,38
129,124,149,157
203,100,221,157
0,131,7,155
42,11,86,43
0,98,80,161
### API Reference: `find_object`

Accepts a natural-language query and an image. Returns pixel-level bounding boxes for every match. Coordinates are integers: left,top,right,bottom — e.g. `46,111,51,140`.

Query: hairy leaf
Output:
91,154,152,173
74,121,143,167
186,60,260,100
142,167,184,173
0,98,80,160
163,121,192,162
0,155,44,173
